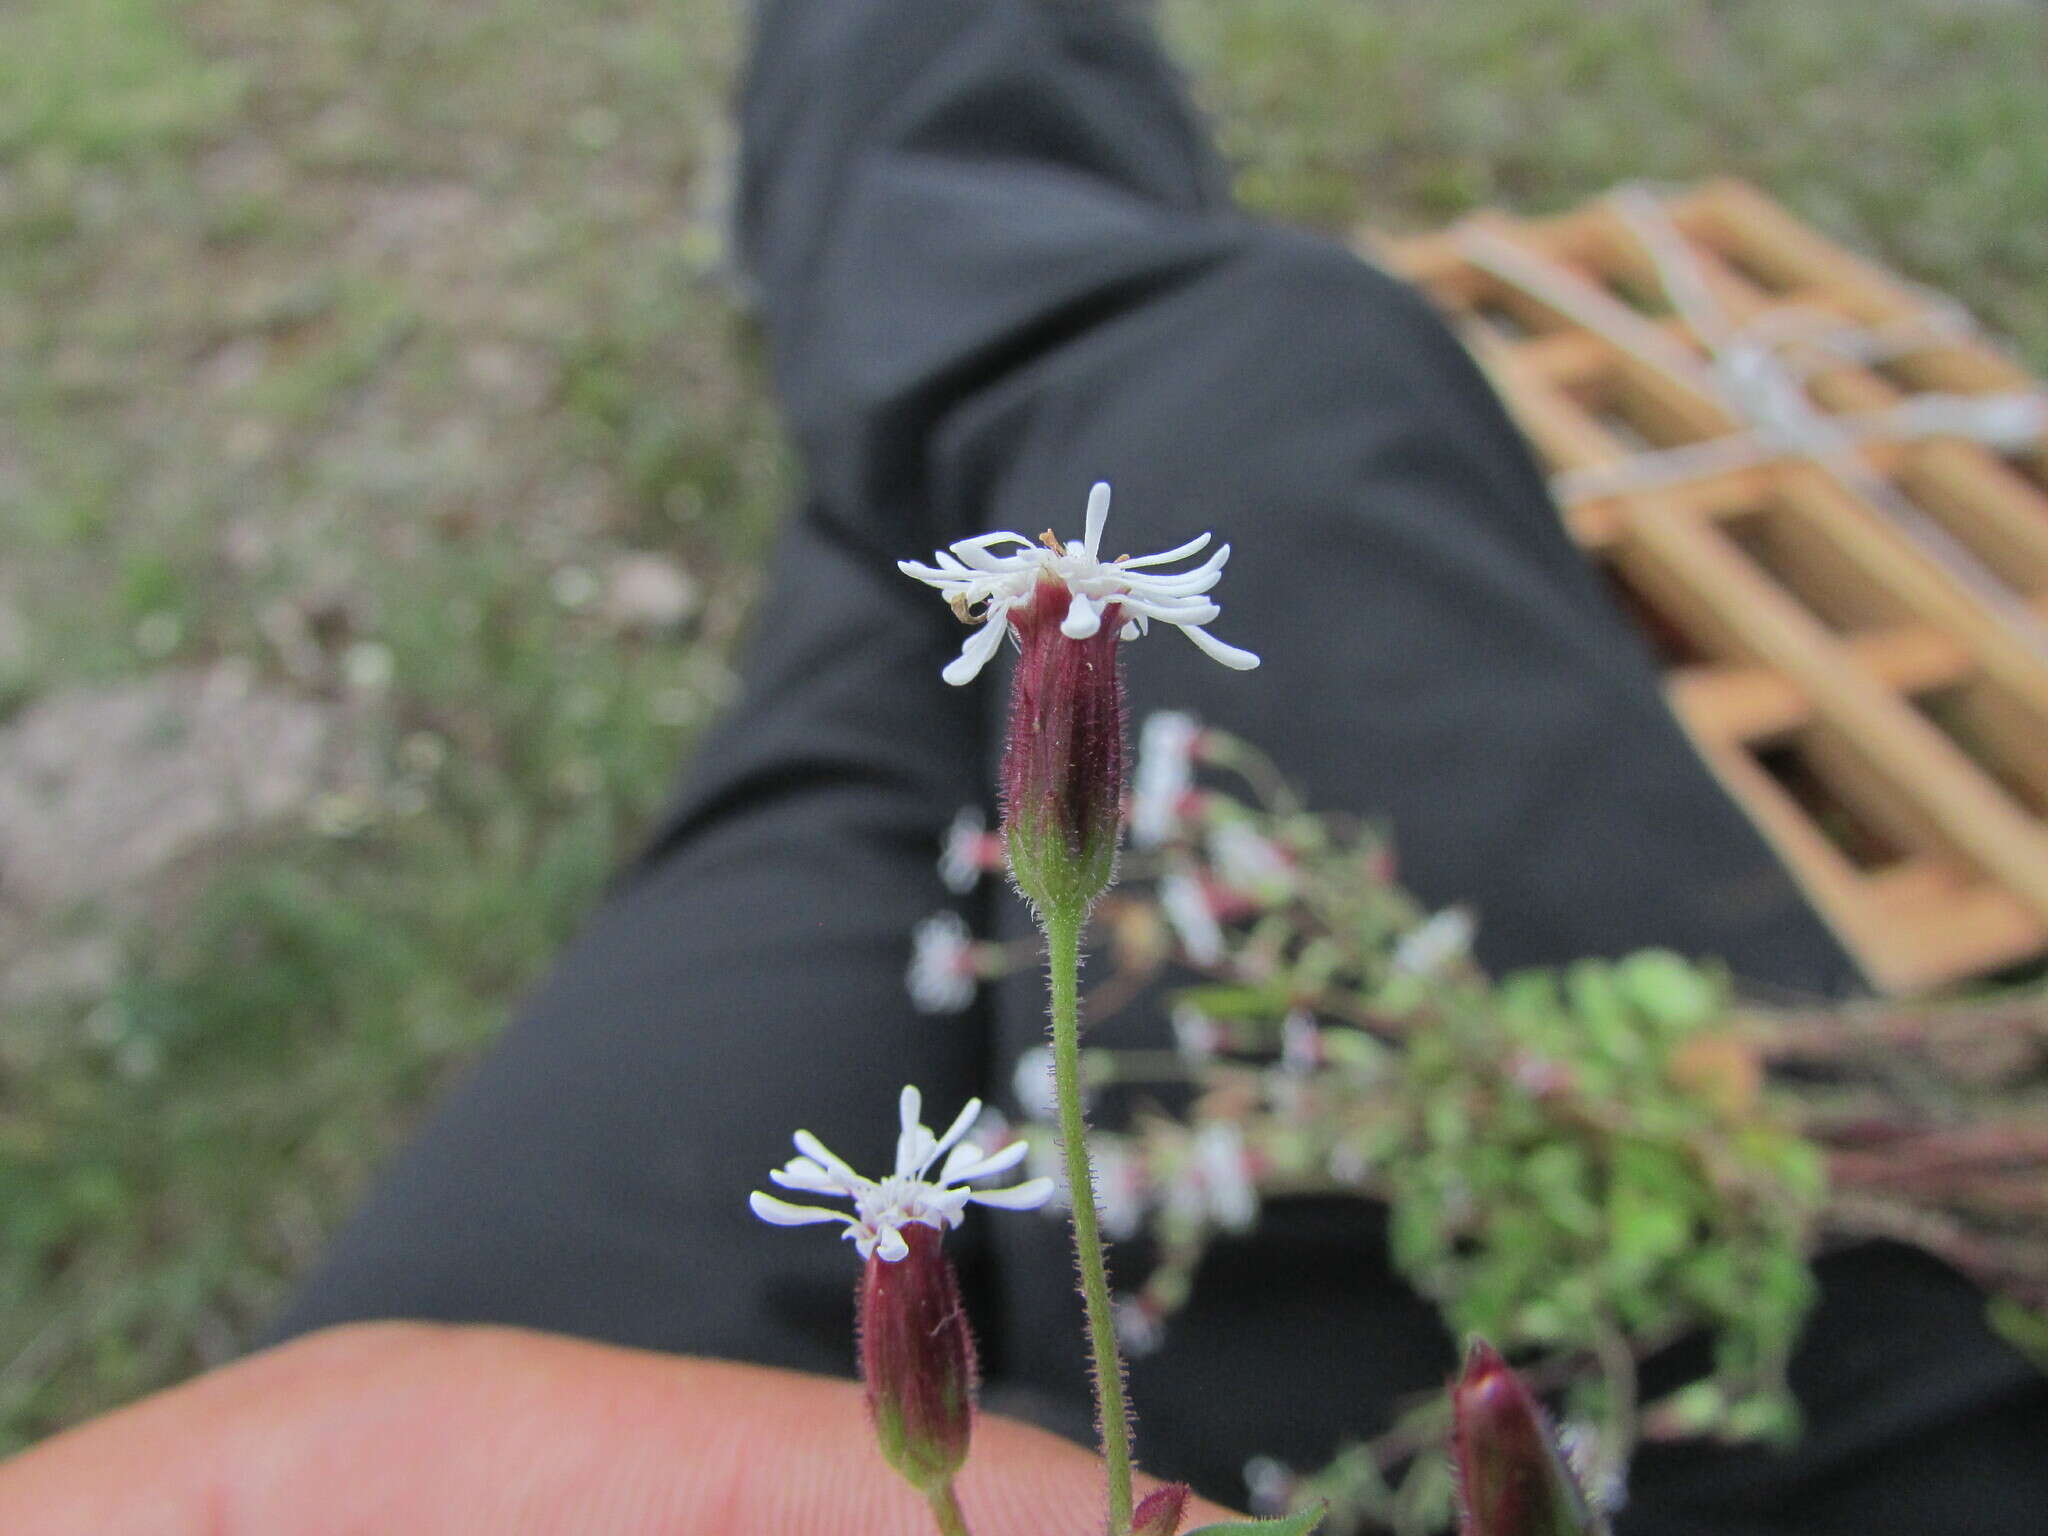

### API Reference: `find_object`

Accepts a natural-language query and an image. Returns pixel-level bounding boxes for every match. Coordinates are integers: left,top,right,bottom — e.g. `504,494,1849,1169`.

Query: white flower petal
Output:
1082,481,1112,557
927,1096,983,1172
770,1159,851,1196
943,1138,1029,1184
749,1192,851,1227
950,540,1031,575
1181,625,1260,670
791,1130,861,1183
942,611,1011,686
1119,596,1220,626
1118,532,1211,568
970,1176,1057,1211
872,1226,910,1263
1061,592,1105,639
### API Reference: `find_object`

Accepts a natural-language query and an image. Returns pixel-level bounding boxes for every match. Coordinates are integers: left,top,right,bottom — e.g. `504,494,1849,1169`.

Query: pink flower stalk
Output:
1452,1340,1608,1536
859,1220,978,1494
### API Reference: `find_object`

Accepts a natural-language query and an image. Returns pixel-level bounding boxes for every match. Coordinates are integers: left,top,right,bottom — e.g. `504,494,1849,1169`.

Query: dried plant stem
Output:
1046,903,1135,1535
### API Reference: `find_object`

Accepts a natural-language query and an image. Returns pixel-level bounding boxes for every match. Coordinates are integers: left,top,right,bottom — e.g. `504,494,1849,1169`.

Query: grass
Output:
1,0,2043,1452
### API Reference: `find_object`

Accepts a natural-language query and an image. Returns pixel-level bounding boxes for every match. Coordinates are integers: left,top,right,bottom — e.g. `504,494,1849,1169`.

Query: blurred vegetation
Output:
0,0,2042,1452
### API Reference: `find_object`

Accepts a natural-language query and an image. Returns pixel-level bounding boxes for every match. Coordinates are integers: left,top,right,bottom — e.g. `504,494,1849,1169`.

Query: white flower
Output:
1131,710,1202,848
1171,1002,1224,1063
1010,1045,1059,1121
1391,905,1476,978
1113,1293,1166,1357
1280,1009,1323,1074
750,1086,1055,1261
898,482,1261,686
908,911,978,1013
1092,1139,1149,1241
938,805,1001,894
1210,820,1294,901
1159,868,1225,966
1196,1121,1259,1231
1243,1457,1299,1518
1162,1120,1257,1232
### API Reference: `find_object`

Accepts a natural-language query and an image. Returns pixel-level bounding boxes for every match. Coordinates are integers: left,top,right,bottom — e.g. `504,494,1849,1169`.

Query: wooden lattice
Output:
1376,179,2048,994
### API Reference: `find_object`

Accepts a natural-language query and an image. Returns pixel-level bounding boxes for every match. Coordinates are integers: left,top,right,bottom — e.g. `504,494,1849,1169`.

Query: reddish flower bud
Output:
1131,1482,1191,1536
1002,573,1126,917
858,1221,979,1495
1452,1340,1607,1536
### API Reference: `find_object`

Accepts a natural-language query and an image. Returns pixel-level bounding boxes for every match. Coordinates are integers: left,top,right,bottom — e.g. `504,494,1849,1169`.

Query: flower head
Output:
898,482,1259,687
1452,1339,1610,1536
1131,1482,1191,1536
937,805,1004,894
749,1086,1055,1262
1131,710,1204,848
1159,867,1226,966
907,910,979,1014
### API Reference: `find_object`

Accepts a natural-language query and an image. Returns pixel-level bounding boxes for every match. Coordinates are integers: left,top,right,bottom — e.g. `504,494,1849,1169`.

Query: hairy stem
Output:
1046,902,1135,1535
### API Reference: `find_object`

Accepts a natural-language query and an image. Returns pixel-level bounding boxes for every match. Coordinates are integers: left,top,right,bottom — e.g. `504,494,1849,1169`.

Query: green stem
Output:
1045,903,1135,1536
926,1480,973,1536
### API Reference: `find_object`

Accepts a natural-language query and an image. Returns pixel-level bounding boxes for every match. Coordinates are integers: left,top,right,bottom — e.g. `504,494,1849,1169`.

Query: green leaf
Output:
1183,1507,1326,1536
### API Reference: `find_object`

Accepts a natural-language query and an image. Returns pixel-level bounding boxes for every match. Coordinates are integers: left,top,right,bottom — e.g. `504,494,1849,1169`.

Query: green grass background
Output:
1,0,2043,1451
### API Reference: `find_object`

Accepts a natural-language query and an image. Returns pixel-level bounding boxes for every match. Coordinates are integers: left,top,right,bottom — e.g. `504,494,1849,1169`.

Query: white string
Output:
1454,189,2048,661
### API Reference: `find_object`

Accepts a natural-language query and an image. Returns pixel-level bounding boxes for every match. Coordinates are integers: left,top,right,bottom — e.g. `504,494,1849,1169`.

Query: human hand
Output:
0,1322,1235,1534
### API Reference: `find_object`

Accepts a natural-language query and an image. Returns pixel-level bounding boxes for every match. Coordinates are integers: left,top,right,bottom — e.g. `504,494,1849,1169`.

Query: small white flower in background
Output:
1243,1457,1299,1519
908,911,979,1013
1198,1121,1259,1231
938,805,1003,894
1036,1135,1148,1240
1093,1140,1149,1241
1210,819,1294,901
1130,710,1203,848
1280,1009,1323,1074
1170,1002,1225,1064
749,1085,1055,1262
1327,1138,1371,1186
1011,1045,1060,1121
1159,868,1225,966
1113,1292,1166,1357
1166,1121,1258,1232
898,483,1260,686
1390,904,1476,978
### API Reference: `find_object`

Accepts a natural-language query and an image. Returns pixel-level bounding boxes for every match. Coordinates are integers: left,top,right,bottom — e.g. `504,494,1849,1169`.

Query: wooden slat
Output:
1860,859,2048,988
1671,616,1976,743
1374,180,2048,991
1625,501,2048,918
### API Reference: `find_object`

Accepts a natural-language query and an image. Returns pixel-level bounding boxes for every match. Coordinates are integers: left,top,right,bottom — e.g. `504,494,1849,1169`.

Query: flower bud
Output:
1452,1340,1607,1536
858,1221,978,1495
1131,1482,1191,1536
1002,573,1125,917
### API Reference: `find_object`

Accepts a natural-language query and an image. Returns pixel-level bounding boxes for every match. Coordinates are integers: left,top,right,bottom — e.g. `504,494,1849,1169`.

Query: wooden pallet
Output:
1375,179,2048,994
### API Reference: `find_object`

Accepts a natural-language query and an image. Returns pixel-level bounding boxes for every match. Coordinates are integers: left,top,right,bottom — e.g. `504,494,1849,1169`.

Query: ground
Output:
1,0,2043,1451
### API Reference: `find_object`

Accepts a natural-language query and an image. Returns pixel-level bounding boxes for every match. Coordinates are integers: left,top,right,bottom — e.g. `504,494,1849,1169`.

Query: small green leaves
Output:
1182,1505,1326,1536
